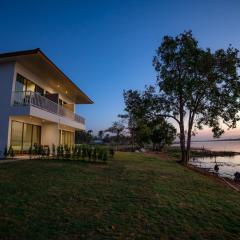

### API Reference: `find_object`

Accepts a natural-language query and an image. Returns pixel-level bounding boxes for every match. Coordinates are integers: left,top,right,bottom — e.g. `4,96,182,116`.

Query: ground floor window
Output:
59,130,74,147
11,120,41,152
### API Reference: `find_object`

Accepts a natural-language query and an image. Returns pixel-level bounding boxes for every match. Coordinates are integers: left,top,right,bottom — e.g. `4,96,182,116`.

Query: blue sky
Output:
1,0,240,137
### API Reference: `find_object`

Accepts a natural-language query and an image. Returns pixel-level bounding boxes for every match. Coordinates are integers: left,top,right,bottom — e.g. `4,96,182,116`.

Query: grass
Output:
0,152,240,239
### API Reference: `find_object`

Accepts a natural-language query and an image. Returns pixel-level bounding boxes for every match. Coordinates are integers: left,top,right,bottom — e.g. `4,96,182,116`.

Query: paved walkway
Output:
0,159,24,163
0,156,34,163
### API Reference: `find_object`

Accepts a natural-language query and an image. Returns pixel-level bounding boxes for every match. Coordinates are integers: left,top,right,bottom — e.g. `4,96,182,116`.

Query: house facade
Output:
0,49,92,156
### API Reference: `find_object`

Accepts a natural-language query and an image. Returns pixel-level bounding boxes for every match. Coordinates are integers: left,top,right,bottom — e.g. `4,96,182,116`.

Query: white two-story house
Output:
0,48,93,155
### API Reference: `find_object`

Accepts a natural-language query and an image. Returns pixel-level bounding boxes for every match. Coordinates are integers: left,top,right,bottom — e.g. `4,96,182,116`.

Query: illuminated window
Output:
59,129,74,146
11,121,41,153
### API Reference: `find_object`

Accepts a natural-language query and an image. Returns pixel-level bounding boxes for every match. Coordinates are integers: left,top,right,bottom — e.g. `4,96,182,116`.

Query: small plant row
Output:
31,144,114,162
3,144,115,162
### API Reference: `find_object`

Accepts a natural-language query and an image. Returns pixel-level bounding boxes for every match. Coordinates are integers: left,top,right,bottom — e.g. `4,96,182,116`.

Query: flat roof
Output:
0,48,93,104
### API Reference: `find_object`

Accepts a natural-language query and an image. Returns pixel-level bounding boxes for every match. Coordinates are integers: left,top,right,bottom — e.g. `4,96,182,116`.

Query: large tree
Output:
153,31,240,163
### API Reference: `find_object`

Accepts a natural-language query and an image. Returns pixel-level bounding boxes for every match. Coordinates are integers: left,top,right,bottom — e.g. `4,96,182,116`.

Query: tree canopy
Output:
152,31,240,162
120,87,176,150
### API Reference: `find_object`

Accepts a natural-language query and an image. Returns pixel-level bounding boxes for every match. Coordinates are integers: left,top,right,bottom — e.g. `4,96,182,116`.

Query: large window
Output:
11,121,23,151
11,121,41,153
59,130,74,147
15,74,44,95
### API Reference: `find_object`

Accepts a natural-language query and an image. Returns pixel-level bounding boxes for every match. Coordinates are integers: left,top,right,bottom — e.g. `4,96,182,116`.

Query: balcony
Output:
11,91,85,125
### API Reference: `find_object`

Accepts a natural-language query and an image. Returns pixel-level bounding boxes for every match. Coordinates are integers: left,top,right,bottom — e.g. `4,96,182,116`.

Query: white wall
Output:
41,122,59,150
0,62,15,156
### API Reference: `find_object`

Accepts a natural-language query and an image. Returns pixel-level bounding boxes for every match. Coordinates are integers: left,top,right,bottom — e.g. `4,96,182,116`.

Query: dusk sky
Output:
1,0,240,139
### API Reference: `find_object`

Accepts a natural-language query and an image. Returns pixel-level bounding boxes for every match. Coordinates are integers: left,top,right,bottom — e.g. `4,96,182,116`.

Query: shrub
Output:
52,144,56,157
33,144,38,155
92,148,97,161
45,146,50,157
87,147,92,160
8,146,15,159
98,148,104,161
73,146,77,158
28,146,33,159
57,145,61,158
47,144,110,162
109,148,115,158
64,145,71,159
82,145,87,160
103,150,108,161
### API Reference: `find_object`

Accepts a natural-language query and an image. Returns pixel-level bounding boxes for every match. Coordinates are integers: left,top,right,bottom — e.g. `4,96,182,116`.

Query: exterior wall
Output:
41,122,59,149
0,62,15,156
7,116,76,154
0,61,86,156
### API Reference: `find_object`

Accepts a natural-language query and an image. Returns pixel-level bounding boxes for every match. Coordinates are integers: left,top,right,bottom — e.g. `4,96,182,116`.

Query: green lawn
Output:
0,152,239,239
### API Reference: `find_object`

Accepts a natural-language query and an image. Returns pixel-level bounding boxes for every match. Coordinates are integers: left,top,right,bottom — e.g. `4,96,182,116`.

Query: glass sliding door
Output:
22,124,33,151
10,121,41,153
32,125,41,147
11,121,24,151
59,130,74,147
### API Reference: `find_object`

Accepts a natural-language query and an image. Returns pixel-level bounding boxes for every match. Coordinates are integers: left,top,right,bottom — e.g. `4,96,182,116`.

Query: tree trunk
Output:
186,130,192,162
131,129,135,152
179,122,186,163
179,96,186,163
186,114,194,163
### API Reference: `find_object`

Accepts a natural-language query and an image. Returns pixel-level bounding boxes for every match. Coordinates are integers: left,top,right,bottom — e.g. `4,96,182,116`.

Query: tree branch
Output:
155,114,180,125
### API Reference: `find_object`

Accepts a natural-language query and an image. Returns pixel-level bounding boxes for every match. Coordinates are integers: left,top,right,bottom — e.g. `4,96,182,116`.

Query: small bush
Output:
92,148,97,161
87,147,92,160
103,151,108,161
42,144,110,163
64,145,71,159
82,145,87,160
52,144,56,157
8,146,15,159
109,148,115,158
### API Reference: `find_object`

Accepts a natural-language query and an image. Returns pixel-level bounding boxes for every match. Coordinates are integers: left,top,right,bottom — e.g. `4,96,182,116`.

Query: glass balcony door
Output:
15,74,44,95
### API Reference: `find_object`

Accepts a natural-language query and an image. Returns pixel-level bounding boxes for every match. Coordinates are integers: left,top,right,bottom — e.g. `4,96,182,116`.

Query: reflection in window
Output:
15,74,44,95
11,121,41,153
32,125,41,146
59,129,74,147
11,121,23,151
22,124,33,151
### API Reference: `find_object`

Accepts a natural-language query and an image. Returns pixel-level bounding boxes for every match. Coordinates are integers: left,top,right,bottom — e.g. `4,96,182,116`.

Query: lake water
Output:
172,141,240,179
173,140,240,152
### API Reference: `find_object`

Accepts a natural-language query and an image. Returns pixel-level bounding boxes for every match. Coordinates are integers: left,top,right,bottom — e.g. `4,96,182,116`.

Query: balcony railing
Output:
12,91,85,125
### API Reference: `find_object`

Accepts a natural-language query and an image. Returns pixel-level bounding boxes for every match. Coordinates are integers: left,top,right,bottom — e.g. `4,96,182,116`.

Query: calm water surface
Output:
173,141,240,179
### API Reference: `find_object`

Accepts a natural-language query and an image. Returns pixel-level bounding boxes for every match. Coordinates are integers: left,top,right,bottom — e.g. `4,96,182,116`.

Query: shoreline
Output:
186,164,240,192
